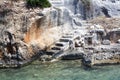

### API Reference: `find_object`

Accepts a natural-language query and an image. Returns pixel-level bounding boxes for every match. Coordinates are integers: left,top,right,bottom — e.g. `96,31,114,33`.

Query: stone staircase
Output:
46,20,92,53
80,20,92,27
46,20,92,60
46,33,75,55
73,20,92,36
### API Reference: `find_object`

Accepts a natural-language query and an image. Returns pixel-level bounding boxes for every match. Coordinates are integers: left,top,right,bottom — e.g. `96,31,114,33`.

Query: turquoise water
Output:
0,60,120,80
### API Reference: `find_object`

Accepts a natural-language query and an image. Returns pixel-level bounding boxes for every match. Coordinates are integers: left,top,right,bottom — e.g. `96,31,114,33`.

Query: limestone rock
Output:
117,39,120,44
102,40,111,45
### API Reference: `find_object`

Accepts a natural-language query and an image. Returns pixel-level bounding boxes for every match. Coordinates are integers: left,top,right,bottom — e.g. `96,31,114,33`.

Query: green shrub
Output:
26,0,51,8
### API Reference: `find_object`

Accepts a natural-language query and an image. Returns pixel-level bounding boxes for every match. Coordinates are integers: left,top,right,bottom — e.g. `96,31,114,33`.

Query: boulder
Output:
117,39,120,44
102,40,111,45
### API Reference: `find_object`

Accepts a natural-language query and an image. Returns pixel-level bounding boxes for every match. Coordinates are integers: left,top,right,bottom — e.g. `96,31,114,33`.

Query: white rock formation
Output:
92,0,120,17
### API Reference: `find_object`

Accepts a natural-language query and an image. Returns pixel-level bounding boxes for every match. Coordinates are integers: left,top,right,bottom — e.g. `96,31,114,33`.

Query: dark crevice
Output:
101,7,111,18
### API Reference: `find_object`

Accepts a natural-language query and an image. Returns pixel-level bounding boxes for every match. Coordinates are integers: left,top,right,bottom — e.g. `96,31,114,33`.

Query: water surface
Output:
0,60,120,80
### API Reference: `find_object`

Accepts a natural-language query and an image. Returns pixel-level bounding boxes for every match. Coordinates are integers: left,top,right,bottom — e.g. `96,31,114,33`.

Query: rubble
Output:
82,26,120,66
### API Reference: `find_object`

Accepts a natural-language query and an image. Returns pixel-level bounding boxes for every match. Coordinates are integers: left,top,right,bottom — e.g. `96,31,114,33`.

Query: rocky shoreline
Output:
0,25,120,68
0,43,120,68
0,51,42,68
83,44,120,67
0,0,120,68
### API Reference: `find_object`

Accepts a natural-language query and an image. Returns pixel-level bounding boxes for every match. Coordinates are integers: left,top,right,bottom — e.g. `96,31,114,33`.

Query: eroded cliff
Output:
0,0,64,63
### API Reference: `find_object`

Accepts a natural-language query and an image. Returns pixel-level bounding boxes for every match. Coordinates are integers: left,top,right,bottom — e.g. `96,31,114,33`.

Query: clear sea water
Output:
0,60,120,80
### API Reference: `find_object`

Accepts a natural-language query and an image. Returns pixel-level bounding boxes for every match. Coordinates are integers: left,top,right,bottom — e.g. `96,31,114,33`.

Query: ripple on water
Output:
0,60,120,80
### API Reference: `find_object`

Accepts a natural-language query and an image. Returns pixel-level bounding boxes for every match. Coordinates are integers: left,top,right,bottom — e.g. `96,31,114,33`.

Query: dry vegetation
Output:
89,16,120,30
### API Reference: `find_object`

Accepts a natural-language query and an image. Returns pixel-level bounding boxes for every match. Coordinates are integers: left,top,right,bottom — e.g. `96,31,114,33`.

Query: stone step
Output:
46,30,80,56
82,23,92,27
46,50,60,55
51,46,62,50
80,20,87,24
62,35,73,38
59,38,73,42
55,42,66,47
64,30,74,35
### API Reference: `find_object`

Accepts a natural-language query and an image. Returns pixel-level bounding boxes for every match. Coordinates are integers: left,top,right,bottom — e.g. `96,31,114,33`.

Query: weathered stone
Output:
102,40,111,45
117,39,120,43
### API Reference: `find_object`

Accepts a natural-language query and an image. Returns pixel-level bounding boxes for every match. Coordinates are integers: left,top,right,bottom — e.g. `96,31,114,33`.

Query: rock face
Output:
92,0,120,17
49,0,120,28
0,1,40,61
49,0,92,25
0,0,64,64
